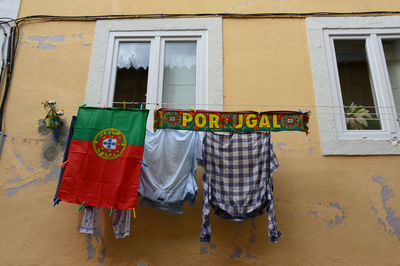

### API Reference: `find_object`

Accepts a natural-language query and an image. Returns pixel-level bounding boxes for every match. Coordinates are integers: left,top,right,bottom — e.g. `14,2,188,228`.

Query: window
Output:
326,31,400,135
307,16,400,155
107,32,204,111
85,18,223,129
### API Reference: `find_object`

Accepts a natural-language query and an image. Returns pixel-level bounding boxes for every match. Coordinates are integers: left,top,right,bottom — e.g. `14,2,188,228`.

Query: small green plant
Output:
344,102,373,130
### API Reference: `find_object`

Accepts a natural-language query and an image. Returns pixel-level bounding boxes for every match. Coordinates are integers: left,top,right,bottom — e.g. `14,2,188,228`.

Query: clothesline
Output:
58,106,400,116
59,109,400,121
51,99,400,110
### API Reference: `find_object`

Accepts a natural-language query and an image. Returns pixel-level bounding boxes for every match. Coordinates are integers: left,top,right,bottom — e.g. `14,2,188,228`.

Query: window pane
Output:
334,39,382,130
162,42,196,109
113,42,150,108
382,39,400,126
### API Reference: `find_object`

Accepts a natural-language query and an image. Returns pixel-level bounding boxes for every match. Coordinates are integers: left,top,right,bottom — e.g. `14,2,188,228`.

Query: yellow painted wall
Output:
0,0,399,265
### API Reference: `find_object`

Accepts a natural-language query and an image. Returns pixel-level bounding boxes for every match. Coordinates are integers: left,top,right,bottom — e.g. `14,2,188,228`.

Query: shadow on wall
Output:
5,119,69,197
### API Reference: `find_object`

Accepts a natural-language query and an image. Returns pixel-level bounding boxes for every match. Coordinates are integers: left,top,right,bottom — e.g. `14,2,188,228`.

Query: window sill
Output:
320,132,400,155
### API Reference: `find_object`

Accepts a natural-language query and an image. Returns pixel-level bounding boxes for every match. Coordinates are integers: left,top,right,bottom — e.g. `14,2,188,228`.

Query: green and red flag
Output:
58,106,148,210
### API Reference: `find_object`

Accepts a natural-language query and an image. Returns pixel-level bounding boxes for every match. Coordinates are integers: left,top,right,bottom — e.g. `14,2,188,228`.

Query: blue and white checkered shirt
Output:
200,132,281,244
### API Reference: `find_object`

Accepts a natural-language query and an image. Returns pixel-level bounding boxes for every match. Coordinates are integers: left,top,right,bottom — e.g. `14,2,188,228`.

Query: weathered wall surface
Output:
17,0,400,16
0,0,399,265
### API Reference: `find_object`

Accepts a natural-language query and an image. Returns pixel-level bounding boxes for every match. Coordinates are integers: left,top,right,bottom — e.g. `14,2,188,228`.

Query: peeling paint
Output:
37,42,56,50
377,217,388,233
224,0,256,13
309,201,346,228
329,202,342,210
27,35,65,50
309,210,318,219
48,35,66,42
230,246,242,259
309,147,313,154
276,142,287,152
27,35,48,42
8,176,22,183
372,175,400,241
370,206,378,215
44,166,60,183
82,43,92,47
13,149,34,172
246,247,257,260
5,178,42,197
9,165,21,181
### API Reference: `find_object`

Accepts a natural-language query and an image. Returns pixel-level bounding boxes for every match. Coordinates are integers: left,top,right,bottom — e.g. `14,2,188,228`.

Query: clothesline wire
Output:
52,99,400,110
59,109,400,118
59,110,400,123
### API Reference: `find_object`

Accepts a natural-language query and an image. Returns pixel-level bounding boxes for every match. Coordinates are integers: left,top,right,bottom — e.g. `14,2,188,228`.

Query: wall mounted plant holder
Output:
42,100,64,141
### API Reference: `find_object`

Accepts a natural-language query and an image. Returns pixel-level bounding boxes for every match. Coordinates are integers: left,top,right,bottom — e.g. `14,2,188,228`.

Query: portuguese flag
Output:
58,106,148,210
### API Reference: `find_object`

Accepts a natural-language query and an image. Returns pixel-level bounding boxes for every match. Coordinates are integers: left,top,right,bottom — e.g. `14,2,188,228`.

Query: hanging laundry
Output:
80,206,131,239
200,132,281,244
138,129,201,214
57,106,148,209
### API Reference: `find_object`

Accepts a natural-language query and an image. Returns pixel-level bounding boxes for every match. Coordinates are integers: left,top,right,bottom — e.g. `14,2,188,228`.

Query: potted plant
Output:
344,102,373,130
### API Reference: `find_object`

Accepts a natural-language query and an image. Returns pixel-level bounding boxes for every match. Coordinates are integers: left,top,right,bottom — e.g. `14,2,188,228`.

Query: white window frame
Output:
307,16,400,155
103,32,206,108
85,18,223,129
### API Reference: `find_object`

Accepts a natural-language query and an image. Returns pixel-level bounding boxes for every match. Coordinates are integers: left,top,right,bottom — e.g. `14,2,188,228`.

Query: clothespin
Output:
102,104,106,109
78,202,85,211
191,106,196,113
140,161,148,167
299,109,307,114
258,107,261,114
123,101,126,110
140,104,143,110
156,103,160,111
110,207,113,217
132,208,136,219
52,198,60,207
60,160,69,168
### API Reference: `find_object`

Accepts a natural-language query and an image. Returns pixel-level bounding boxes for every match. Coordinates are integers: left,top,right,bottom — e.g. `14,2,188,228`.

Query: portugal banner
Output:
154,109,309,133
58,106,149,209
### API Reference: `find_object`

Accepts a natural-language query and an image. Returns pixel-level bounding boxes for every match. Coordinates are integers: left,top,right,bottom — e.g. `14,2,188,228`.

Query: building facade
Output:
1,0,400,265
